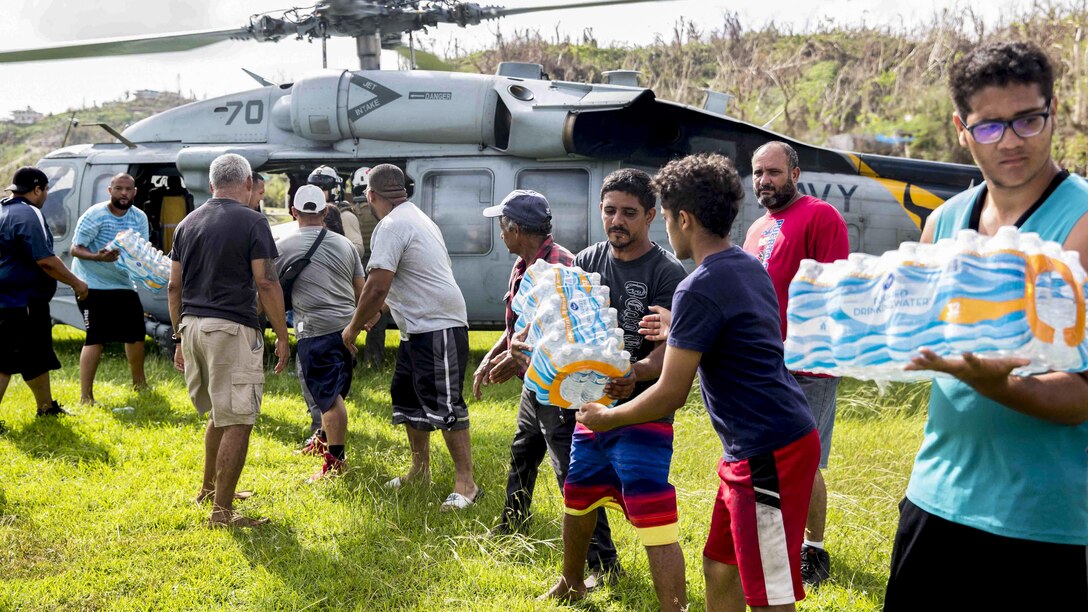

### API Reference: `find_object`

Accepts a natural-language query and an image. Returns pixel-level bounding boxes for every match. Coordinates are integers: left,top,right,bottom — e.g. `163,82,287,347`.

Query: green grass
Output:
0,327,929,610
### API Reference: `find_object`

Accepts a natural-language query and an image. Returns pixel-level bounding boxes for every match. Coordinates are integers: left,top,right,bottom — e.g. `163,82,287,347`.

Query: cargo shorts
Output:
179,316,265,427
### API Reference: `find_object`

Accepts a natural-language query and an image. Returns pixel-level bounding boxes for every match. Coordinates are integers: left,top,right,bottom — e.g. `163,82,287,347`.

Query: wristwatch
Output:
171,332,182,343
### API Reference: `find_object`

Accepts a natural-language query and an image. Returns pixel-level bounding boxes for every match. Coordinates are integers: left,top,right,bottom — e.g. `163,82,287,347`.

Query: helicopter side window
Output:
517,169,590,253
91,174,112,205
38,162,79,239
421,170,493,255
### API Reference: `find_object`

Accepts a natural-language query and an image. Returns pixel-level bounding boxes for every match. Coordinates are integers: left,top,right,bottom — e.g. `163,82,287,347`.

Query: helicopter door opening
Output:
127,167,194,252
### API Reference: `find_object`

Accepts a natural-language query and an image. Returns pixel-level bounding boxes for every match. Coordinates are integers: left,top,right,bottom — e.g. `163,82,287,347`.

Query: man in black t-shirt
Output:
169,153,290,528
541,169,688,609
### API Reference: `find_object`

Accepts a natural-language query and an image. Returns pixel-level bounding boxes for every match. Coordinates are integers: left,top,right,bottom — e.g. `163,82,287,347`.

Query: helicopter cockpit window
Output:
39,162,78,239
517,169,590,253
421,170,493,255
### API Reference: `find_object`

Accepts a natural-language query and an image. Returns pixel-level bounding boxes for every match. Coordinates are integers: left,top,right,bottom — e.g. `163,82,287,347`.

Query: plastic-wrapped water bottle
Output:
785,226,1088,382
106,229,170,292
514,260,632,407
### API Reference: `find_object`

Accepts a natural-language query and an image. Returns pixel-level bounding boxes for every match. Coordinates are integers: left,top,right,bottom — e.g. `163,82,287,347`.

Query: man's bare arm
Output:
252,257,290,373
37,255,88,300
252,258,288,337
907,210,1088,425
342,268,394,353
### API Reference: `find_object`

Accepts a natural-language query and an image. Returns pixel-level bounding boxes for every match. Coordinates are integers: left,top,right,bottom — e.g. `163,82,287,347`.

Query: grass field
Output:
0,327,930,611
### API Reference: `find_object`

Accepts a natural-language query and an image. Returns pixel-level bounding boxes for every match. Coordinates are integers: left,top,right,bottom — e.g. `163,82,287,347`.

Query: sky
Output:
2,0,1030,117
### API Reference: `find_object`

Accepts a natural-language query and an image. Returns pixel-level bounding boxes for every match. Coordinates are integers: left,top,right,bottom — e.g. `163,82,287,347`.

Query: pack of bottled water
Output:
512,260,631,408
785,227,1088,382
105,228,171,292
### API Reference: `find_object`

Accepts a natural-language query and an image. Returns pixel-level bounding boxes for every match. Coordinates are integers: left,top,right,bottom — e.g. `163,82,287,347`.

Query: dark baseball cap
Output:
5,166,49,194
482,189,551,226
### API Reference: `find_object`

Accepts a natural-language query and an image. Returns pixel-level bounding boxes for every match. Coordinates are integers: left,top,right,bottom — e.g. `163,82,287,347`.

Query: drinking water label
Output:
513,260,631,408
785,227,1088,381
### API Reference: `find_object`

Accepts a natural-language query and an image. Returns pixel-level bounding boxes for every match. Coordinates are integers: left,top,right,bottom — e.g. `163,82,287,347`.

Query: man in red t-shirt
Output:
743,141,850,588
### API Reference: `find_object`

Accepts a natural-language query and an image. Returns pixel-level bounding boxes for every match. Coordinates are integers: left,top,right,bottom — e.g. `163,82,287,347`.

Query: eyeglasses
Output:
963,100,1051,144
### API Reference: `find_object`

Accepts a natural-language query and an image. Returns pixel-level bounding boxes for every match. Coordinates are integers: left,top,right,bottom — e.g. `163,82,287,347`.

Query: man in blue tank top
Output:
884,42,1088,609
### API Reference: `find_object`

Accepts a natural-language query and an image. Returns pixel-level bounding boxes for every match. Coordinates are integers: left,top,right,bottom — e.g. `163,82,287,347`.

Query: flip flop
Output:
439,487,482,512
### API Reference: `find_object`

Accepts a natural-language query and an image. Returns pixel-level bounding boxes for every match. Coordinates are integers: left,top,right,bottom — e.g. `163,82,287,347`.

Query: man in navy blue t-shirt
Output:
0,166,89,416
577,153,819,610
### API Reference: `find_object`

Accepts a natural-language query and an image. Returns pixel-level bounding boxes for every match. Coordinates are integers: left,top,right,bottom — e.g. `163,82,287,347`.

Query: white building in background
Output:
11,106,44,125
133,90,163,101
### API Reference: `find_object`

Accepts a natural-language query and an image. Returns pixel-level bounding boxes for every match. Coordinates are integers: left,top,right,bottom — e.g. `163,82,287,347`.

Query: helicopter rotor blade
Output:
490,0,681,18
0,27,253,64
0,0,686,66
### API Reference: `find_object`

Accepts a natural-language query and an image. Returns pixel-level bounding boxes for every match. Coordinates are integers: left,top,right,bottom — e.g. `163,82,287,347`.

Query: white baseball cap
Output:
292,184,328,213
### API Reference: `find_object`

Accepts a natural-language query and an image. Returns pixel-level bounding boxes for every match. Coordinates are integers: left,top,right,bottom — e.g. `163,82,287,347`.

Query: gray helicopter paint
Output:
37,68,971,339
123,70,647,157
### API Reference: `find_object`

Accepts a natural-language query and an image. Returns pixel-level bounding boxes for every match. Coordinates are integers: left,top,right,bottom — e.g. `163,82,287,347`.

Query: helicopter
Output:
0,0,983,353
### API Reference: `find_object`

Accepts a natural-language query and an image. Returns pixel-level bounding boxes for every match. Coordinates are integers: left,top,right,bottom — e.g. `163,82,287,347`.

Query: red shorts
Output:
703,430,820,607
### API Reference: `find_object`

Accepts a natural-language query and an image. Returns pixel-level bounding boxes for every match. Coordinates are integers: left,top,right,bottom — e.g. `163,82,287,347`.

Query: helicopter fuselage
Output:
36,68,982,349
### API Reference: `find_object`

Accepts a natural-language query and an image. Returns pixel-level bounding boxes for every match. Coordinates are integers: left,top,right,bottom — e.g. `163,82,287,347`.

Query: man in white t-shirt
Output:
342,164,479,511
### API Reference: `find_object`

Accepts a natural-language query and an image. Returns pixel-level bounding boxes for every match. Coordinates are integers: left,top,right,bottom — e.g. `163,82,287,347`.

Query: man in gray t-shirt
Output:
277,185,365,481
342,164,479,512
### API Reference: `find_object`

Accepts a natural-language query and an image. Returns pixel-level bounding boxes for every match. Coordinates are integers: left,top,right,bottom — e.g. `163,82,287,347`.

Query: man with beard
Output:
743,141,849,587
71,173,151,405
542,168,688,607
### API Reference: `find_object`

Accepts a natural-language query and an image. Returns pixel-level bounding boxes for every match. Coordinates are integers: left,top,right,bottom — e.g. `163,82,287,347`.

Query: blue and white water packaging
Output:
785,226,1088,382
105,228,171,292
512,260,631,408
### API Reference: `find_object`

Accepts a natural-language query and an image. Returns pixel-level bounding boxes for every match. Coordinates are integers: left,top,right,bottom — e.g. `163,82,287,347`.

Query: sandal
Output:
440,487,482,512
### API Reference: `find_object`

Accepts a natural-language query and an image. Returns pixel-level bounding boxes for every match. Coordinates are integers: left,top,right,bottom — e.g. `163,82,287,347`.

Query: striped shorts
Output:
704,429,820,607
390,327,470,431
563,421,678,546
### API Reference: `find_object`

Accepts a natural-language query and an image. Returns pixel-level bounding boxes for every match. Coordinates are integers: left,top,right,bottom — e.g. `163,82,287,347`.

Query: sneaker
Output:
800,545,831,587
308,452,345,483
36,401,69,417
297,430,328,456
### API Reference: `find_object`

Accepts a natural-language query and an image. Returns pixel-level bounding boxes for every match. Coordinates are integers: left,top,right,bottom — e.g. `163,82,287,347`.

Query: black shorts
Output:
297,330,354,414
885,498,1088,610
390,327,469,431
77,289,145,346
0,302,61,380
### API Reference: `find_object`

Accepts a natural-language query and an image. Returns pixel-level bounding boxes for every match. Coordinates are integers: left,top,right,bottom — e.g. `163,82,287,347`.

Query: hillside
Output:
0,92,193,179
452,2,1088,171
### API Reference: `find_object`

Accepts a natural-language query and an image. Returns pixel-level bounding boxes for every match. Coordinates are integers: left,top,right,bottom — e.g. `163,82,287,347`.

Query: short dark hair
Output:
950,41,1055,118
500,214,551,237
652,153,745,238
600,168,655,212
752,141,799,172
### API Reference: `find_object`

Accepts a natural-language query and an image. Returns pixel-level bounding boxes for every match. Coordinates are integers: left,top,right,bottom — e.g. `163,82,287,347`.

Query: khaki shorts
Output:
179,316,264,427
